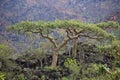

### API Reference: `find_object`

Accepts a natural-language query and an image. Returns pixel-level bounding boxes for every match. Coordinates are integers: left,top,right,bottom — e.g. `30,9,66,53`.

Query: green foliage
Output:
97,64,110,74
96,44,111,54
96,21,119,29
88,64,120,80
113,27,120,40
90,63,103,73
111,68,120,80
0,44,17,71
12,74,27,80
0,72,5,80
64,58,80,80
64,58,78,68
8,20,53,34
0,44,12,58
61,77,69,80
98,65,120,80
41,75,45,80
5,72,16,80
96,40,120,56
44,66,55,70
81,64,109,78
8,20,118,41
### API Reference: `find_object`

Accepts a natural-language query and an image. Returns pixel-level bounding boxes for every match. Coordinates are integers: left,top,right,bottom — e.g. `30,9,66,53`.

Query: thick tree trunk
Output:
72,38,78,58
51,38,69,67
51,51,58,68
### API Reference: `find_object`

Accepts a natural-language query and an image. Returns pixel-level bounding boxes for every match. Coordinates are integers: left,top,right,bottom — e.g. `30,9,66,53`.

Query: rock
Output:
30,75,39,80
33,70,42,77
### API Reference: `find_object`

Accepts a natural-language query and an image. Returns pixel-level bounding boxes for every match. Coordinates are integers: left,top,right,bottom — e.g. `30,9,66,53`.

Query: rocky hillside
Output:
0,0,120,26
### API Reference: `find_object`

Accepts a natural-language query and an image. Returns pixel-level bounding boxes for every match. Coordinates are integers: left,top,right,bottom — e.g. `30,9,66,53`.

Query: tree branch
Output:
56,33,81,51
80,34,103,39
39,31,58,48
56,38,70,51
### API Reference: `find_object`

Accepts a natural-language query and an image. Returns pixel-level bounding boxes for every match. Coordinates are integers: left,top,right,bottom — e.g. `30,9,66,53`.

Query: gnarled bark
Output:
51,38,69,67
51,52,58,67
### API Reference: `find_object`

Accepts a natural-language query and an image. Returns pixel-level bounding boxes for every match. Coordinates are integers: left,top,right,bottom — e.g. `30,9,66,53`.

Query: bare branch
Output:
39,30,58,48
73,29,80,34
67,28,74,35
66,29,73,39
80,34,103,39
56,38,70,51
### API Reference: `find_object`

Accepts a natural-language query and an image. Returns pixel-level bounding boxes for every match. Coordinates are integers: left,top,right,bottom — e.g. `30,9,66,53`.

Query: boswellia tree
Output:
8,20,119,68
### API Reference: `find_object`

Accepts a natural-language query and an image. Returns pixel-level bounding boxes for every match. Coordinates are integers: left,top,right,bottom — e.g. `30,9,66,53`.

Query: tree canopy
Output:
8,20,119,40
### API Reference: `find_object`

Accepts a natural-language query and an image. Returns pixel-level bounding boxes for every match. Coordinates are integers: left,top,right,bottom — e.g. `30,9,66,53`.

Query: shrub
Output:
64,58,80,80
0,44,17,71
0,72,5,80
12,74,27,80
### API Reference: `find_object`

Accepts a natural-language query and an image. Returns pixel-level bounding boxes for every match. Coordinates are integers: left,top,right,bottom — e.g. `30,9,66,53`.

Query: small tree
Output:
8,20,119,68
70,21,119,58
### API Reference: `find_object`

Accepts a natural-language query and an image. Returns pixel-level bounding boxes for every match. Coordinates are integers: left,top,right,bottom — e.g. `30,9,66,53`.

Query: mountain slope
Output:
0,0,120,27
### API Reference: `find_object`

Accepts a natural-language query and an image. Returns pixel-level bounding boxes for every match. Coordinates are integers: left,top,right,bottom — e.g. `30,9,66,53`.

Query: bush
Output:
64,58,80,80
12,74,27,80
0,72,5,80
0,44,17,71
